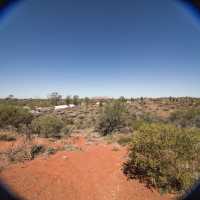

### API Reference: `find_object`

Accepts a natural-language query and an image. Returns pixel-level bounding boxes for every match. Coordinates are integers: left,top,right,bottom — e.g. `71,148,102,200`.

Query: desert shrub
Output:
6,146,31,163
124,123,200,193
72,95,80,105
0,104,33,130
169,109,200,128
96,100,128,136
73,114,96,129
6,143,45,163
132,120,146,131
31,115,64,138
131,112,163,131
137,112,163,123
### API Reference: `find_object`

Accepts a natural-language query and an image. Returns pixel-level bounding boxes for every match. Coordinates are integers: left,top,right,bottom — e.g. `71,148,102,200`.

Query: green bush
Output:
132,120,146,131
124,123,200,193
169,109,200,128
0,104,33,130
31,115,64,138
96,101,128,136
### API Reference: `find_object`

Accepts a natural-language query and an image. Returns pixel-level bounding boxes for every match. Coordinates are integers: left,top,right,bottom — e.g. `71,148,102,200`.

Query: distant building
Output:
30,110,41,116
54,104,75,111
68,104,75,108
35,107,52,112
54,105,69,110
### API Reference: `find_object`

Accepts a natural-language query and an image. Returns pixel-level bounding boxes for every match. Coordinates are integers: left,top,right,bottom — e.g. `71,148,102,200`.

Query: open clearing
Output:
0,135,172,200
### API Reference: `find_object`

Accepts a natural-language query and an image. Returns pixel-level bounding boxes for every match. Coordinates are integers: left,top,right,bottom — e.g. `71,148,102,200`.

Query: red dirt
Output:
0,136,173,200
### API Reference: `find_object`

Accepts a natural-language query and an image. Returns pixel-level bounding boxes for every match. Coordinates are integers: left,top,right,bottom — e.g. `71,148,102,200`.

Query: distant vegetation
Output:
0,92,83,108
1,95,200,196
169,108,200,128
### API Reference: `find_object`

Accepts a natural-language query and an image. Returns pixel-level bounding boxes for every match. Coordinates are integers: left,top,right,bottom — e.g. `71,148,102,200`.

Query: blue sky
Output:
0,0,200,98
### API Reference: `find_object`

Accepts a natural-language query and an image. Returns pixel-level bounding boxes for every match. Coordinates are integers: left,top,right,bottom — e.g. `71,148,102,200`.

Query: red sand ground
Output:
0,136,173,200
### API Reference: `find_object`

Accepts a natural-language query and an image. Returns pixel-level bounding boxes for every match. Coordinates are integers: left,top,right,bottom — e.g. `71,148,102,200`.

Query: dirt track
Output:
0,136,172,200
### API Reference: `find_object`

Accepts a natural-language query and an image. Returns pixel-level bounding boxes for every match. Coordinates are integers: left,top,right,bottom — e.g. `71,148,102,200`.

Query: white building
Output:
54,105,69,110
68,104,75,108
54,104,75,111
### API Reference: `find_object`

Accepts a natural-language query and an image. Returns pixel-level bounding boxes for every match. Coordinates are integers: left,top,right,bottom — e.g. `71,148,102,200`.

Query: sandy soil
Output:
0,136,173,200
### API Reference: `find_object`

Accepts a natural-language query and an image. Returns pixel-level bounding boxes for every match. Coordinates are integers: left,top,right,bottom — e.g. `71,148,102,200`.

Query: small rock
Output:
62,155,68,160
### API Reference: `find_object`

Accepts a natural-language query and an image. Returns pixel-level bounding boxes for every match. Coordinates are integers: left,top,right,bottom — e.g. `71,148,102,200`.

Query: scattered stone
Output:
62,155,68,160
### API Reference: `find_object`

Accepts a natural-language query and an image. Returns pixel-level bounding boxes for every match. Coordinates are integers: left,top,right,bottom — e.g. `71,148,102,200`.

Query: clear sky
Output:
0,0,200,98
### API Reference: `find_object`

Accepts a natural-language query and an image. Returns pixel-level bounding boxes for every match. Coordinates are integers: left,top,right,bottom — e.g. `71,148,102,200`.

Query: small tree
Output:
96,100,127,136
73,95,80,105
6,94,15,100
65,95,72,105
84,97,90,106
48,92,62,106
130,97,135,102
119,96,127,103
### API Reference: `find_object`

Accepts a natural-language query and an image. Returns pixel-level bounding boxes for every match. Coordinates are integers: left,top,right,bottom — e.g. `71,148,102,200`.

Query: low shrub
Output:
169,109,200,128
31,115,64,138
6,143,46,163
0,104,33,130
130,111,163,132
124,123,200,193
132,120,145,131
96,101,128,136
